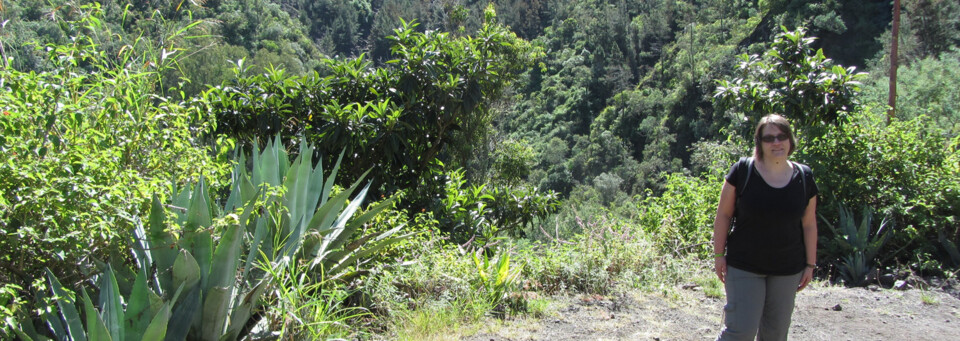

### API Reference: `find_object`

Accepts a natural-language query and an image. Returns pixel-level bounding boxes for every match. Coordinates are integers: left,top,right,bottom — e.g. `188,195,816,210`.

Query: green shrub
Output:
636,173,721,257
472,250,523,317
364,241,476,316
714,26,867,139
0,3,230,304
523,214,664,295
802,109,960,269
20,137,409,340
205,9,541,205
860,50,960,138
437,168,559,249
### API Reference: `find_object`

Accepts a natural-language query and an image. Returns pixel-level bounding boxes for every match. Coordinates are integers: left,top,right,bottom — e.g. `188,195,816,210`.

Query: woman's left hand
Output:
797,267,814,291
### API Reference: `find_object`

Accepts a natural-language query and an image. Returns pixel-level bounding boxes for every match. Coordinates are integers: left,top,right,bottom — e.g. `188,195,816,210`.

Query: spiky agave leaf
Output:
45,269,86,341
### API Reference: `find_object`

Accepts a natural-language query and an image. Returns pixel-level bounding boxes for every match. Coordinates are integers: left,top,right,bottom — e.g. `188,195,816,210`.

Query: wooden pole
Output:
887,0,901,123
0,0,8,69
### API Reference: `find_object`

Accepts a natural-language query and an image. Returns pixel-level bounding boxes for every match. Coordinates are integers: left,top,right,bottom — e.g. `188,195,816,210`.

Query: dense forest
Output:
2,0,959,339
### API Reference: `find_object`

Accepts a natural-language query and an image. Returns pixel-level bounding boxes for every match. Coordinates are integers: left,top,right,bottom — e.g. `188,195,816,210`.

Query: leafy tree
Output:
868,0,960,72
861,50,960,137
714,26,867,138
207,6,541,210
901,0,960,58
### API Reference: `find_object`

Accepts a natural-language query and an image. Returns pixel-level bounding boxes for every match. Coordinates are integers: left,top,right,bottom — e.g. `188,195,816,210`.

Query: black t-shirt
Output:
724,159,819,275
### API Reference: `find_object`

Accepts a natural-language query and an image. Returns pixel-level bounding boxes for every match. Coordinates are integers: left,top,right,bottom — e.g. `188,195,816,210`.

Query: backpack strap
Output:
790,161,809,203
732,157,753,230
736,156,754,199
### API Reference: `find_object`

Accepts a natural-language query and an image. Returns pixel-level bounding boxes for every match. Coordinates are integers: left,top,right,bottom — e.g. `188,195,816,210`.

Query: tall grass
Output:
259,256,364,339
359,204,713,337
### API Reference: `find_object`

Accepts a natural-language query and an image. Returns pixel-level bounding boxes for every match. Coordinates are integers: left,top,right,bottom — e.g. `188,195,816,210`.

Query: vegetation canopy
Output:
2,0,959,339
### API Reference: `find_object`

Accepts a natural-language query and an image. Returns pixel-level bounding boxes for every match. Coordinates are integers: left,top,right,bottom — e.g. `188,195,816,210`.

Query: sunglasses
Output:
760,133,790,143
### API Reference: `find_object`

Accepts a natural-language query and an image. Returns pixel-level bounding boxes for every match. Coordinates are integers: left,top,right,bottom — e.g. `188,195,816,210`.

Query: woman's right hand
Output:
715,256,727,283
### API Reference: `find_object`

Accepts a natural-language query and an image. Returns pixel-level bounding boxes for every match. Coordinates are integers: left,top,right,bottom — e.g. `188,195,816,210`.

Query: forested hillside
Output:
2,0,959,339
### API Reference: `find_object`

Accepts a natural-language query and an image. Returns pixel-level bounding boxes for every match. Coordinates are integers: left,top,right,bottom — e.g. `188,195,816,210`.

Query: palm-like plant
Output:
22,137,410,340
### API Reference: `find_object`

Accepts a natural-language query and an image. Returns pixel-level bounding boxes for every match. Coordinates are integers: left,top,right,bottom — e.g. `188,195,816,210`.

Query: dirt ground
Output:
464,282,960,341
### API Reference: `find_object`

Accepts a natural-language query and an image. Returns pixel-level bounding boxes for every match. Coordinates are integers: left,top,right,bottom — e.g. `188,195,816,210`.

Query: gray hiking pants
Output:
716,266,804,341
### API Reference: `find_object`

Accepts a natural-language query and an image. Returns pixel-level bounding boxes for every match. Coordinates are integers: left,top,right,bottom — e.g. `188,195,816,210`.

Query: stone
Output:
894,280,910,290
879,273,897,287
832,304,843,311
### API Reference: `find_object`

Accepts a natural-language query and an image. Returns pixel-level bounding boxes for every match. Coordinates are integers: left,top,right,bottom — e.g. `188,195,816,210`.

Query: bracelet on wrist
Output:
806,263,816,269
714,253,724,258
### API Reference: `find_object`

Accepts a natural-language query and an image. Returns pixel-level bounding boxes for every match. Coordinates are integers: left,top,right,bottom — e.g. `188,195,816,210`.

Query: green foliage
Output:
490,138,536,187
438,168,560,248
472,250,523,316
868,0,960,66
207,11,541,208
0,3,229,304
636,173,721,257
803,109,960,269
36,266,178,341
258,256,361,339
3,0,323,97
22,138,410,340
0,283,24,338
820,205,893,287
715,26,867,137
503,0,762,198
861,50,960,137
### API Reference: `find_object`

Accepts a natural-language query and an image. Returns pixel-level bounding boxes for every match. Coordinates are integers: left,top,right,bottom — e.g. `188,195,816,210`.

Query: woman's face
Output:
760,124,790,160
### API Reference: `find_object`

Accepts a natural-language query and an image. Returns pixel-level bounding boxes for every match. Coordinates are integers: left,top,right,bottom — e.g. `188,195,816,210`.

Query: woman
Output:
713,114,818,341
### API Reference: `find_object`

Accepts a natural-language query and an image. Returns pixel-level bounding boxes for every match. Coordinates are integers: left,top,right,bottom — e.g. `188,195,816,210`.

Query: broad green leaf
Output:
322,181,373,252
326,229,414,277
148,195,176,293
221,279,269,341
99,266,124,341
166,284,201,341
308,169,371,243
81,289,111,341
131,218,153,277
143,284,185,341
45,269,86,341
184,178,213,233
124,268,154,341
36,285,67,339
200,286,232,340
496,254,511,286
243,217,272,283
172,249,201,293
320,151,347,205
207,224,242,290
182,230,213,293
259,136,282,187
342,195,400,233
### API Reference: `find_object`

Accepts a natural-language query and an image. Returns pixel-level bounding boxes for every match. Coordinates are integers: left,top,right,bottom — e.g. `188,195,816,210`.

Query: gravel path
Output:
464,283,960,340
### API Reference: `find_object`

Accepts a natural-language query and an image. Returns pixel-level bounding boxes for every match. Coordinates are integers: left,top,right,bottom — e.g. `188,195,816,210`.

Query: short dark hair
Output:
753,114,797,160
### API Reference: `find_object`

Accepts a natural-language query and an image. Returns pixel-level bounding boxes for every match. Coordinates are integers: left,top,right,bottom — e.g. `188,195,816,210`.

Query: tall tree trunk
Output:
888,0,901,123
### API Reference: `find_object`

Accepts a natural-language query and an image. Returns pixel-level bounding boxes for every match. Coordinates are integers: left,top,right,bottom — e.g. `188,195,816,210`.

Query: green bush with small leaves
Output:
803,108,960,273
636,173,721,257
0,4,230,312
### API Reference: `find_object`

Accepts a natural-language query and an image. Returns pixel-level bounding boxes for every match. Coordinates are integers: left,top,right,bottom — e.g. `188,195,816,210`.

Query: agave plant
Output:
22,137,410,340
821,204,893,287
